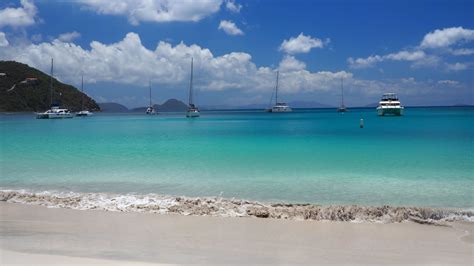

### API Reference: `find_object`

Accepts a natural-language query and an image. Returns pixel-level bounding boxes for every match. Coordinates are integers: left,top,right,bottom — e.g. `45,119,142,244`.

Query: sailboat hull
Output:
186,110,200,117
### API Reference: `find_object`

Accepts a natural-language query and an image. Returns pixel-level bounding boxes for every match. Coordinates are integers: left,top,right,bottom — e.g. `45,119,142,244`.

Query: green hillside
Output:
0,61,100,112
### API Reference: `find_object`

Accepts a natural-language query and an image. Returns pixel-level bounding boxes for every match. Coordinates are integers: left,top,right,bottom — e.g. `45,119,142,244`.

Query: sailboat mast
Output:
81,74,84,110
49,58,53,106
275,70,279,105
341,78,344,107
149,80,152,107
189,57,194,106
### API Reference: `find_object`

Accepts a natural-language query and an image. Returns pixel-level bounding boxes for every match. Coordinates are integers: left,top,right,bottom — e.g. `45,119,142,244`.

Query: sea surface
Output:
1,107,473,209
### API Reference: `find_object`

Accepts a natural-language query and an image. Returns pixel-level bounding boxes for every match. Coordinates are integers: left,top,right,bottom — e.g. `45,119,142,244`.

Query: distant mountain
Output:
157,98,188,112
0,61,100,112
364,102,379,108
98,102,128,112
202,100,333,110
129,106,147,113
115,99,189,113
288,101,333,108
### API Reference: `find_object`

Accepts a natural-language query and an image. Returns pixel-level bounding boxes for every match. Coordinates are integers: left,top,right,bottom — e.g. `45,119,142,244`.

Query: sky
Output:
0,0,473,108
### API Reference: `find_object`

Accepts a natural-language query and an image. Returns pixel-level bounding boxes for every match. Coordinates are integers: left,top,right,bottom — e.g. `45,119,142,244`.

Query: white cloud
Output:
278,55,306,72
445,62,468,71
0,32,9,47
225,0,242,13
438,80,459,85
0,32,354,97
347,55,383,69
385,50,425,61
420,27,474,49
348,50,426,69
78,0,222,25
0,0,38,28
450,48,474,56
218,20,244,35
279,33,327,54
57,31,81,42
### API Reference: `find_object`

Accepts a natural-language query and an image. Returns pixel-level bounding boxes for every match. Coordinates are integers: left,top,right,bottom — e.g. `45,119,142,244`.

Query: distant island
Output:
100,99,189,113
0,61,100,112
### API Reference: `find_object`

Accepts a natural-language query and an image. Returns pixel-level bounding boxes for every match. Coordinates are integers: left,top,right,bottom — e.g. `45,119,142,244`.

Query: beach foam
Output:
1,189,472,224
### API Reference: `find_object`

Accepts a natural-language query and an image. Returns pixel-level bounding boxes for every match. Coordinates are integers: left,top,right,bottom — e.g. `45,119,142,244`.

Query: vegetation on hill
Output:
0,61,100,112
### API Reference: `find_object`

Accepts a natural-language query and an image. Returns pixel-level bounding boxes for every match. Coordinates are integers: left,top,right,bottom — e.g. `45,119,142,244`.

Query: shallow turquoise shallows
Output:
1,107,473,208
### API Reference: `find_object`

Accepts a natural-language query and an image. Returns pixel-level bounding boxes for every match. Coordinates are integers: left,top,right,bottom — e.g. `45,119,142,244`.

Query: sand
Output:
0,202,472,265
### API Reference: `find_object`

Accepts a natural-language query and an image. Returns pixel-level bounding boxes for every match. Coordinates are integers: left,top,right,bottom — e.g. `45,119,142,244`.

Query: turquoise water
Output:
1,108,473,208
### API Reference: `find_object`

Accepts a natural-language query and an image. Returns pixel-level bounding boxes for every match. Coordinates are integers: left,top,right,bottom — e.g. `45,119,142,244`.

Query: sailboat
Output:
186,58,200,118
36,58,74,119
76,75,93,116
337,78,347,113
146,81,157,115
265,71,292,112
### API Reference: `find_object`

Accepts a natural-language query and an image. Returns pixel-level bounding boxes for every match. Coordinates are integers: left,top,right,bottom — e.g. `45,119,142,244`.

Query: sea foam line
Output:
0,189,472,224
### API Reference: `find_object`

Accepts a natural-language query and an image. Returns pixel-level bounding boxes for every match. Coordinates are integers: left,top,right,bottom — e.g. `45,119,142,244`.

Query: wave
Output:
1,189,472,224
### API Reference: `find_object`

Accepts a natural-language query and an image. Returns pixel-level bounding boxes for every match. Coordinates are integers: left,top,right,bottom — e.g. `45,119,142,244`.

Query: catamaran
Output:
337,78,347,112
265,71,292,112
36,58,73,119
146,81,157,115
76,75,93,117
186,58,200,118
376,93,404,116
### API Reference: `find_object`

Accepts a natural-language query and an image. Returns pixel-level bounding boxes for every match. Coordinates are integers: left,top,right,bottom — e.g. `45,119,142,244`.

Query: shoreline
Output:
1,189,472,224
1,202,473,265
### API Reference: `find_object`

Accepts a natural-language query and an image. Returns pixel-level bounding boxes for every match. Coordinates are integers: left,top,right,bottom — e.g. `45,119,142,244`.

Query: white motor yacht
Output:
377,93,404,116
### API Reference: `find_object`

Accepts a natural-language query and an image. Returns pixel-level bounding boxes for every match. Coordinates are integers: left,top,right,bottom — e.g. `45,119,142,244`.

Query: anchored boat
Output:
265,71,292,113
36,58,73,119
186,58,200,118
377,93,404,116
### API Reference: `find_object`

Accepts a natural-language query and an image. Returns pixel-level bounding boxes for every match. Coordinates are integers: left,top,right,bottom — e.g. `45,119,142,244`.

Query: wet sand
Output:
0,202,472,265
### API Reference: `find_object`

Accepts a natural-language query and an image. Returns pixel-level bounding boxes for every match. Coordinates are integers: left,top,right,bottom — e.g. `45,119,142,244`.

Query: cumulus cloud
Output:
225,0,242,13
0,32,9,47
450,48,474,56
348,50,426,69
279,33,327,54
445,62,468,71
438,80,459,85
0,32,356,97
78,0,222,25
278,55,306,72
57,31,81,42
218,20,244,35
420,27,474,49
0,0,38,28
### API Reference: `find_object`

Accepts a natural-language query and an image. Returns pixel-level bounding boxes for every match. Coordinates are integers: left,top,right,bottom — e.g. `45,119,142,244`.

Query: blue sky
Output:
0,0,473,107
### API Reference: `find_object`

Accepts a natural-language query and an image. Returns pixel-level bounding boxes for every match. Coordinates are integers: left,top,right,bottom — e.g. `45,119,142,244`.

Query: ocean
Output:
1,107,473,215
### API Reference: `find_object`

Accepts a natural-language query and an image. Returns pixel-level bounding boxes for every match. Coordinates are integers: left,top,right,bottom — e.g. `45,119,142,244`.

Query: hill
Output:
157,99,188,112
0,61,100,112
98,102,129,112
128,99,189,113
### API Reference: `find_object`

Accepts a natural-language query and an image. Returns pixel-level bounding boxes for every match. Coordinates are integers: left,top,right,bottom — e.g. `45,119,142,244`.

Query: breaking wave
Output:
1,189,472,224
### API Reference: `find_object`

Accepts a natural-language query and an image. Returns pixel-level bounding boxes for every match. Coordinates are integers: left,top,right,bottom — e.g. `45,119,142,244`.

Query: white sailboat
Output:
76,75,93,117
186,58,200,118
146,81,157,115
265,71,292,112
337,78,347,113
36,58,73,119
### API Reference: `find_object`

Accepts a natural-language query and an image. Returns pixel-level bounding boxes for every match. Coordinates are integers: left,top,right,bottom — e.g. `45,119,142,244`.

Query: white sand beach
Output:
0,202,472,265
